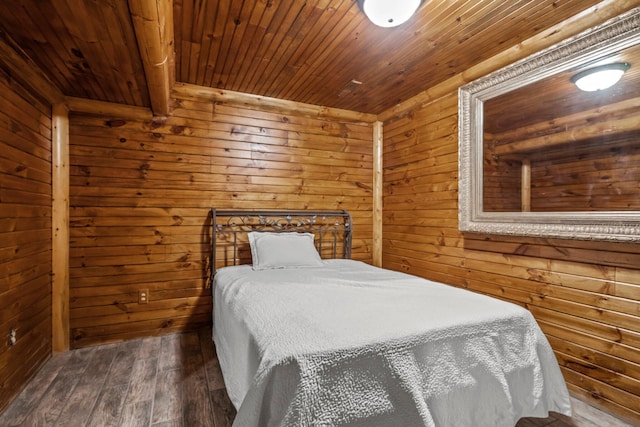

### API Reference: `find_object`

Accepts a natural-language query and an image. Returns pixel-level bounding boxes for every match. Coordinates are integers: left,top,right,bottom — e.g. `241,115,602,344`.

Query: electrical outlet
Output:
139,289,149,304
9,328,16,347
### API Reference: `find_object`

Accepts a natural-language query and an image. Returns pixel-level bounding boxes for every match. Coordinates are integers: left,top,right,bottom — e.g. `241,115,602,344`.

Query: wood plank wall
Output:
381,92,640,425
528,133,640,211
484,99,640,212
68,93,374,348
482,133,521,212
0,68,53,412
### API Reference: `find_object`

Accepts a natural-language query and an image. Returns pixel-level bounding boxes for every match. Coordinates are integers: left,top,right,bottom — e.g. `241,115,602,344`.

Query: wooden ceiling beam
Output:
128,0,174,116
66,96,153,120
173,82,378,123
493,115,640,157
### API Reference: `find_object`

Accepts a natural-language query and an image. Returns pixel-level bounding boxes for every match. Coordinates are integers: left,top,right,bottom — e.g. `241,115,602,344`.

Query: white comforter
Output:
213,260,571,427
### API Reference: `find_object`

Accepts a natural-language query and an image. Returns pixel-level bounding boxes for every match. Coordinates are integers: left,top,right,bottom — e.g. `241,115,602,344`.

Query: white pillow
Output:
248,232,323,270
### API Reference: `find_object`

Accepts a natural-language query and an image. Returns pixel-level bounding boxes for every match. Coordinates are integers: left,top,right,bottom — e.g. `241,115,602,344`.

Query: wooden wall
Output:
482,132,522,212
0,68,53,411
527,130,640,211
381,80,640,425
68,92,374,348
485,98,640,212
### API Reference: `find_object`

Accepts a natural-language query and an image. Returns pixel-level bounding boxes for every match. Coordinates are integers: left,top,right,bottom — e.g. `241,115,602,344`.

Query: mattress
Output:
212,259,571,427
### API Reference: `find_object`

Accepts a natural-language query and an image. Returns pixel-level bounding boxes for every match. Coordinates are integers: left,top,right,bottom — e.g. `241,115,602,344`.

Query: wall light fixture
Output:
571,62,630,92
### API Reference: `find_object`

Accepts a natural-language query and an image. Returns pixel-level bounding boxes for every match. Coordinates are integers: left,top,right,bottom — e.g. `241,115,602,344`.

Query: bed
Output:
210,209,571,427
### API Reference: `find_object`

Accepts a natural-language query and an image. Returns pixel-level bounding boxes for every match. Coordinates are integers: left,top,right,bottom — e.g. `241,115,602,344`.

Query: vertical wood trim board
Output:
521,159,531,212
372,120,383,267
52,103,70,353
0,68,53,412
67,95,374,347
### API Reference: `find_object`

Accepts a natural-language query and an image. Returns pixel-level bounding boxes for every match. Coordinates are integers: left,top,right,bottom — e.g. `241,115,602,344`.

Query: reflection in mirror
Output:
483,43,640,213
458,8,640,241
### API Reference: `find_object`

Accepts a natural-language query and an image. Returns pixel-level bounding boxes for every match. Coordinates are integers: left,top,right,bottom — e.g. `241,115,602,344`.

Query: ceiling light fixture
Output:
570,62,630,92
358,0,422,28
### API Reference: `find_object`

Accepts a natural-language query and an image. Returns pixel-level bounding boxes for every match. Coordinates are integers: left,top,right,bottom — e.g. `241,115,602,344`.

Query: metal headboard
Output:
210,209,352,279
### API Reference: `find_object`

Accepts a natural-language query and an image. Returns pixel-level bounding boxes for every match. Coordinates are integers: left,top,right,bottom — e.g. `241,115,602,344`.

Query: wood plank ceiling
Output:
0,0,616,115
484,43,640,135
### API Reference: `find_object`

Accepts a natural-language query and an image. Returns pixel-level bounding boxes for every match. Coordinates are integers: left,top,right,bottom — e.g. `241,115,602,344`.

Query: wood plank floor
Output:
0,328,634,427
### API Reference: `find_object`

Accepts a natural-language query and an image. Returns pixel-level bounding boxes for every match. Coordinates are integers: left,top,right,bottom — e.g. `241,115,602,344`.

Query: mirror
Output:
458,8,640,242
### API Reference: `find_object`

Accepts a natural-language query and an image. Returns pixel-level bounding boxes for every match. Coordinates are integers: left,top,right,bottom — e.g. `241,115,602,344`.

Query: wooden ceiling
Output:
485,42,640,135
0,0,628,115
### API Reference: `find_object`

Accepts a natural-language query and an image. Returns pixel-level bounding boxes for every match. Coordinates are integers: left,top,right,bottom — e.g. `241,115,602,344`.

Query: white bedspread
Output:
213,260,571,427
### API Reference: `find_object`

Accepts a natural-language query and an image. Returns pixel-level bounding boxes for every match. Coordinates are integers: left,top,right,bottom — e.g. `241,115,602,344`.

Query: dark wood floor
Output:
0,328,634,427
